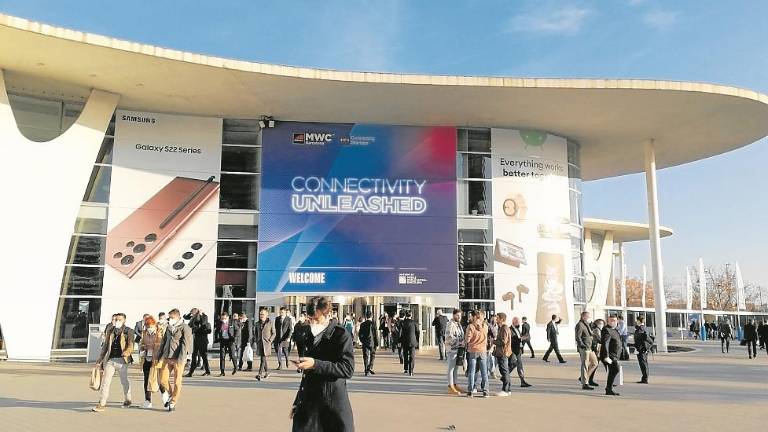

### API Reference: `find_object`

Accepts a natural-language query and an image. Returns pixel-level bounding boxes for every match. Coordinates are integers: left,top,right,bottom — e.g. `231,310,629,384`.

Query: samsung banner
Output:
258,122,457,293
491,129,575,349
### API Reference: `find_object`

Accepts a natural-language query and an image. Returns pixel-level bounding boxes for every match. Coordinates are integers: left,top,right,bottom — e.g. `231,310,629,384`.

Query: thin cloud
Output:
642,10,679,30
627,0,647,6
507,6,590,35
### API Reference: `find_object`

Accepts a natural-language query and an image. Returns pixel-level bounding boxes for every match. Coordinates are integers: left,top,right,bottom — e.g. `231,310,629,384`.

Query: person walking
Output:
134,313,150,344
543,314,566,363
464,310,489,397
291,296,355,432
445,308,466,395
575,311,597,390
214,312,237,376
252,308,275,380
93,313,134,412
718,319,733,353
493,313,512,397
600,315,622,396
391,312,404,364
617,315,629,359
231,312,242,370
293,313,309,357
588,319,604,387
432,310,449,360
509,317,532,388
487,314,499,379
157,309,193,412
274,307,293,370
758,320,768,351
358,311,379,376
634,315,652,384
380,313,390,349
138,315,167,409
184,308,211,377
520,316,534,358
744,319,758,359
400,310,419,376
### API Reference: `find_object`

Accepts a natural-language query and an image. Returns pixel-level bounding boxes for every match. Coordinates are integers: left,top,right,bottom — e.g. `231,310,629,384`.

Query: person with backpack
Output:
634,315,653,384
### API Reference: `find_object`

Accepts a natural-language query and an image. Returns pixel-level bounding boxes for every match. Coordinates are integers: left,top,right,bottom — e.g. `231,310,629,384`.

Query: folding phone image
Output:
105,176,220,278
494,238,527,267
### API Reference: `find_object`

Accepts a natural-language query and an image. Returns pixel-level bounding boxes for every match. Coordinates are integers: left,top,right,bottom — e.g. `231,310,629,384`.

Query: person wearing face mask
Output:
157,312,168,332
291,296,355,432
139,316,168,409
214,312,238,376
600,315,622,396
587,319,604,387
93,313,135,412
157,309,193,412
239,313,253,371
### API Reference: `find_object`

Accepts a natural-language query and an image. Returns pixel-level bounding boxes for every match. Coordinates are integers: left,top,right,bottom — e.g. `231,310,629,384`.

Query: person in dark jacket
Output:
292,296,354,432
358,311,379,376
391,311,404,363
509,317,532,388
744,319,758,359
432,310,449,360
717,319,733,353
238,314,252,370
274,307,294,370
400,310,419,376
184,308,211,377
520,317,534,358
600,315,622,396
588,319,604,386
758,320,768,350
633,315,650,384
575,311,596,390
214,312,237,376
379,313,390,349
293,313,309,357
251,308,275,380
543,315,566,363
231,313,242,370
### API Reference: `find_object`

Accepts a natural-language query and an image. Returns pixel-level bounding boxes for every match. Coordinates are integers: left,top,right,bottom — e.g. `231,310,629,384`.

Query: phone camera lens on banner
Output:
191,242,203,250
173,261,185,270
120,255,135,266
182,252,194,260
133,244,146,254
144,233,157,243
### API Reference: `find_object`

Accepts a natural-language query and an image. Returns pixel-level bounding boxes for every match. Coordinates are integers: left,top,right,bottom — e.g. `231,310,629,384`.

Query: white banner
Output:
735,261,746,311
698,258,706,309
685,267,693,311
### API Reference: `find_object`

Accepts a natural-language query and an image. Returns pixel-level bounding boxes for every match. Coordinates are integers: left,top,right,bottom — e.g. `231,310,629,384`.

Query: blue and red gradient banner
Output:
257,122,457,294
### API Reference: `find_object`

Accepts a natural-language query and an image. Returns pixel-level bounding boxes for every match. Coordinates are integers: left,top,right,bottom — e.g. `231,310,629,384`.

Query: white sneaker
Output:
168,403,176,412
161,392,170,405
142,401,152,409
495,391,510,397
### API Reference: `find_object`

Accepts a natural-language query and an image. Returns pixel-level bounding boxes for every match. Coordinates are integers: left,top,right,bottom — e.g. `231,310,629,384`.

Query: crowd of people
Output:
688,317,768,358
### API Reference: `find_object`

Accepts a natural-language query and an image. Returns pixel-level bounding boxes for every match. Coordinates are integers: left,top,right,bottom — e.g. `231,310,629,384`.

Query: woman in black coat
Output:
292,297,355,432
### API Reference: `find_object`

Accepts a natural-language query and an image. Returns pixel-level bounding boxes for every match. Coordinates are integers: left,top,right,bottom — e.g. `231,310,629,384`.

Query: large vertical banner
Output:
258,122,457,294
101,111,222,322
491,129,574,350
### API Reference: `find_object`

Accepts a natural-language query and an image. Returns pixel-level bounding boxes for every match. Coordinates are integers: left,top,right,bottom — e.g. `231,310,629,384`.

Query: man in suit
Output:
510,317,532,388
634,315,651,384
184,308,211,377
358,311,379,376
520,317,534,358
744,319,758,359
251,308,275,380
600,315,622,396
758,320,768,350
575,311,597,390
718,319,733,353
400,310,419,376
273,307,293,370
134,313,149,344
432,310,449,360
543,314,566,363
157,309,193,411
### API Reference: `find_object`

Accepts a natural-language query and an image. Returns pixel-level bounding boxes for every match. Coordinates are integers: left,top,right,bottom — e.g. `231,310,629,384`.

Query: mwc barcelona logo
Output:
292,132,334,146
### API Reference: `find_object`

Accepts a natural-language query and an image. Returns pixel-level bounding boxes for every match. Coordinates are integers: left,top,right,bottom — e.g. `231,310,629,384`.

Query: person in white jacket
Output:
445,308,465,395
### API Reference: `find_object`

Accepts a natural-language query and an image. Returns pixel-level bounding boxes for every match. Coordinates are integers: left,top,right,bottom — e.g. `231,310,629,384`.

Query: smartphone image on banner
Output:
150,239,216,280
105,176,220,278
536,252,568,325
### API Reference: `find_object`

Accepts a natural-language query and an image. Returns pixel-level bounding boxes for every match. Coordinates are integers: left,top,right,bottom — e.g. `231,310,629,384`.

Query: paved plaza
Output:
1,340,765,431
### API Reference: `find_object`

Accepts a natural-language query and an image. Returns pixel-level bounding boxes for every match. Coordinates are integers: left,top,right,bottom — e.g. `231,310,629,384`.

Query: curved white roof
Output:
1,13,767,180
584,218,673,243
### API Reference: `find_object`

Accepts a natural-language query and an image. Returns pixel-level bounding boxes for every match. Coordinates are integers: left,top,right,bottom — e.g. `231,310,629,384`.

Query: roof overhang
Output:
584,217,673,243
1,13,767,180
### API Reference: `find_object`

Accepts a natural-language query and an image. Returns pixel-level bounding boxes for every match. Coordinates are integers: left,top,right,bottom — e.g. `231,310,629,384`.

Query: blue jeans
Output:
466,352,488,393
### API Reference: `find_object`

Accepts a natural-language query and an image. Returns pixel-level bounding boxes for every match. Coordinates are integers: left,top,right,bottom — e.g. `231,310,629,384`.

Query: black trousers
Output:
258,354,269,376
747,339,757,357
362,345,376,372
239,342,252,370
219,340,237,373
636,351,648,382
543,340,564,362
496,355,510,391
605,357,620,391
188,338,210,374
436,334,446,359
402,345,415,373
142,360,165,401
521,339,534,357
720,337,730,352
274,342,290,368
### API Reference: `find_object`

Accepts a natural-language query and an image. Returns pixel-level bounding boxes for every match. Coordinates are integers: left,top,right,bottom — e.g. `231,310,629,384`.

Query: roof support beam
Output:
644,138,668,352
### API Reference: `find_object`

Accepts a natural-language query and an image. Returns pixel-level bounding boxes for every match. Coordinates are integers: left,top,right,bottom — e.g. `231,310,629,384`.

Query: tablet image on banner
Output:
257,122,457,294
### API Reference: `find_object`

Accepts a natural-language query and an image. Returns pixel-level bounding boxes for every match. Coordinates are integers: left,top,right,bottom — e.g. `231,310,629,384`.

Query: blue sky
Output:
2,0,767,293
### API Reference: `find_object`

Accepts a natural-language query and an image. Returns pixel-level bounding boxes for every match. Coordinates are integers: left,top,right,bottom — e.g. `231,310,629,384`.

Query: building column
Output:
619,242,627,319
644,139,668,352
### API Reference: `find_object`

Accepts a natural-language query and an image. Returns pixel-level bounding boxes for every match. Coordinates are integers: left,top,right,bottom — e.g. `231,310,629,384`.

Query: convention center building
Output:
1,14,767,360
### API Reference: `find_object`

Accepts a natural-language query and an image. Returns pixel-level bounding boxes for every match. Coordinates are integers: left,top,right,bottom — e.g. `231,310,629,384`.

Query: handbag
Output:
89,366,102,391
244,344,254,362
456,347,466,366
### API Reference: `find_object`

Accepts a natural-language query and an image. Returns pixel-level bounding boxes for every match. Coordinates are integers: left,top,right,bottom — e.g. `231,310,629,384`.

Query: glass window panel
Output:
457,180,491,216
458,228,492,244
567,140,581,167
215,269,257,298
60,265,104,296
65,235,106,265
221,146,260,173
457,129,491,152
569,190,582,225
458,245,494,272
74,204,109,235
568,164,581,181
223,130,259,145
458,301,495,325
458,273,494,300
573,277,586,303
220,174,260,210
105,121,116,137
223,118,260,132
572,251,583,278
456,153,492,179
95,137,114,164
83,165,111,203
216,241,258,269
215,299,257,320
218,224,258,240
53,297,101,349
